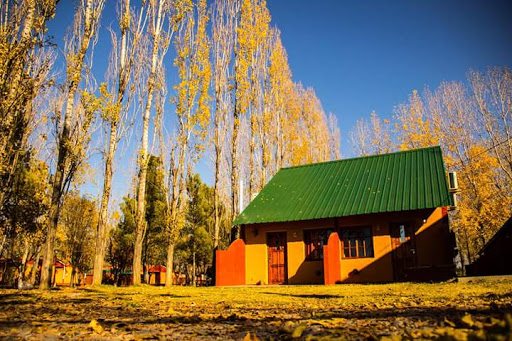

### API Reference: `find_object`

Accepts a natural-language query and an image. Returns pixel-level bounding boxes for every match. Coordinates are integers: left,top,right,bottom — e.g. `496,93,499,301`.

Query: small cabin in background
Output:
102,265,187,286
217,146,457,285
148,264,167,285
466,217,512,276
25,259,90,286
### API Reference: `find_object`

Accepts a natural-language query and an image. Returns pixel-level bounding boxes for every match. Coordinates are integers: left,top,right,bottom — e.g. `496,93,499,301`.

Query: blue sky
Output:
267,0,512,151
46,0,512,202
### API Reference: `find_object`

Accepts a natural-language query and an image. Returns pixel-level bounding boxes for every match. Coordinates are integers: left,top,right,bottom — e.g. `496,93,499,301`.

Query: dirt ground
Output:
0,280,511,340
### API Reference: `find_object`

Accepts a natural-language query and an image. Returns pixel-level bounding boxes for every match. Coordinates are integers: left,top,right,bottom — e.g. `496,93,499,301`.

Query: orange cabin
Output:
217,147,457,285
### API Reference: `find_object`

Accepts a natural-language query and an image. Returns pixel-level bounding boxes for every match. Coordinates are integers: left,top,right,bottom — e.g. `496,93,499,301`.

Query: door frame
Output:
266,231,288,285
390,222,418,281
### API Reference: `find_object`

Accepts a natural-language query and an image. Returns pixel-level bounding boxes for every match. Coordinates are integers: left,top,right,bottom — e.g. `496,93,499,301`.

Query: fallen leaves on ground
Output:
88,319,103,334
0,280,511,340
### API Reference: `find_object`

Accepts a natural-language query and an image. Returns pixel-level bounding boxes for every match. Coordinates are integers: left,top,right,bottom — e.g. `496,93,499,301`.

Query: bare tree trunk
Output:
164,145,187,288
133,97,151,285
30,248,41,286
143,243,149,284
212,87,223,249
165,242,174,287
51,263,56,287
249,114,256,200
41,195,61,289
231,77,241,236
93,122,117,285
212,184,220,284
192,242,196,287
0,234,6,259
212,86,222,250
232,34,242,237
70,266,77,288
133,0,168,286
17,239,30,289
115,271,120,287
261,123,269,188
213,178,220,248
462,224,472,265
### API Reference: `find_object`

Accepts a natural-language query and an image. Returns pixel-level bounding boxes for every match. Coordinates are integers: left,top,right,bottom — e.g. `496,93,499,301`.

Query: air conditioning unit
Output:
451,192,458,208
448,171,458,192
447,171,459,210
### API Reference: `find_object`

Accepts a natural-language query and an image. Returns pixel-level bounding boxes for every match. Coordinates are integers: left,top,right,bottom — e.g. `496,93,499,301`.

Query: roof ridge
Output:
281,146,441,170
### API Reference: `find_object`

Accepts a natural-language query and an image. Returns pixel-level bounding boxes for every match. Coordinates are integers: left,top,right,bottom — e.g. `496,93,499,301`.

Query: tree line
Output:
0,0,339,288
349,66,512,269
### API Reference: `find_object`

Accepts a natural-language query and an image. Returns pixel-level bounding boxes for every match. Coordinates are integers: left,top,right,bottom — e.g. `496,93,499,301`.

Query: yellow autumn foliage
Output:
451,145,512,262
351,69,512,267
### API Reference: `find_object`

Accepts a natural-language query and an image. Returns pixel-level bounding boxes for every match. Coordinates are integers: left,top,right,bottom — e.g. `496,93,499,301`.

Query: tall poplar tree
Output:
247,0,270,198
92,0,146,285
231,0,251,228
133,0,175,285
266,29,291,176
211,0,238,249
40,0,105,290
164,0,211,287
0,0,57,212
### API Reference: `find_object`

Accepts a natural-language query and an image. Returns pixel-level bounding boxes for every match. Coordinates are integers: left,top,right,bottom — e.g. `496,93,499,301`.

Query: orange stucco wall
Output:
415,207,453,266
243,207,454,284
339,223,393,283
244,220,331,285
323,233,342,284
216,239,246,286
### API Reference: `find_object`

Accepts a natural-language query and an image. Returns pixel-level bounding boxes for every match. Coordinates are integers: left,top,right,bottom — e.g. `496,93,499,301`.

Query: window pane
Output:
340,226,374,259
366,236,374,257
305,228,332,261
358,239,366,257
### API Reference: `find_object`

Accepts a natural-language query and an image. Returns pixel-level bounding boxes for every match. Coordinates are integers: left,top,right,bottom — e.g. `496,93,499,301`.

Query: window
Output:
304,229,332,261
340,227,374,258
399,225,406,243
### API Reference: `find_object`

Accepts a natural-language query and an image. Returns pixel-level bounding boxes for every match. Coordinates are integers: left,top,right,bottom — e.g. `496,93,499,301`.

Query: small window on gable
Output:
340,227,374,258
304,228,333,261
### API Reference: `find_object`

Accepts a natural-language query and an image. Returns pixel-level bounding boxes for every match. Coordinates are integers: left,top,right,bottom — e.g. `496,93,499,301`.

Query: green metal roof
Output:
234,146,453,225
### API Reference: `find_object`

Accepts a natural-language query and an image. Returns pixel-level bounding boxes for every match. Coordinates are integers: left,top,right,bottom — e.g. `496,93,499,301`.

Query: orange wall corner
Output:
215,238,246,286
323,232,341,285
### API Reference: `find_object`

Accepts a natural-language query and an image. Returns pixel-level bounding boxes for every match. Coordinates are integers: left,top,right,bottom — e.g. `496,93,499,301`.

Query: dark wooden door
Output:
390,223,417,281
267,232,287,284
